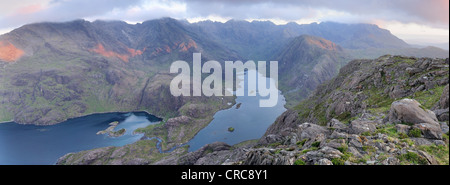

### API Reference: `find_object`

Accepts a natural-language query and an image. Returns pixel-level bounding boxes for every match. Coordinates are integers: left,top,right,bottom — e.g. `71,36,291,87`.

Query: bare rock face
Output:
242,148,294,165
438,84,449,109
259,110,300,145
177,142,232,165
56,146,116,165
433,84,449,121
389,99,439,125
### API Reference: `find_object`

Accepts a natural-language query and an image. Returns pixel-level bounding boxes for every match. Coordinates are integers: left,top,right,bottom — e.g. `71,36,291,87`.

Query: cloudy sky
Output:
0,0,448,47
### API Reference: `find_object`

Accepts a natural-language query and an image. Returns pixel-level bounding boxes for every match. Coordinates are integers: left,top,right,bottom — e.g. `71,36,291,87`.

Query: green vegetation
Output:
294,97,330,125
366,88,394,115
296,139,308,148
311,141,321,147
408,128,422,138
268,142,282,148
398,151,428,165
232,139,259,149
398,132,409,139
228,127,235,132
410,85,446,109
294,159,306,165
374,124,400,138
417,144,449,165
337,144,348,154
331,157,346,165
400,138,415,146
301,147,319,154
361,131,372,136
362,146,376,153
334,111,351,122
392,56,417,66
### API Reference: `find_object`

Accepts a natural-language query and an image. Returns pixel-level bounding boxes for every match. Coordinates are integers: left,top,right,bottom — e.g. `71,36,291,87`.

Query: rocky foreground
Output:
57,55,449,165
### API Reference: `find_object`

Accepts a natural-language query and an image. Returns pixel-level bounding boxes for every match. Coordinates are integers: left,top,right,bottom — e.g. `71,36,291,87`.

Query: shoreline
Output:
0,110,163,127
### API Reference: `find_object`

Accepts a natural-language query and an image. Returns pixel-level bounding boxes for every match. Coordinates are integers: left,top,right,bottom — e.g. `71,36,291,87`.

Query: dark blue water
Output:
186,70,286,151
0,112,161,165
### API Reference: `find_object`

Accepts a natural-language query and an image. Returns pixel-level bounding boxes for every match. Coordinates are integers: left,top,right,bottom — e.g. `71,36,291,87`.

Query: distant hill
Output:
348,46,449,59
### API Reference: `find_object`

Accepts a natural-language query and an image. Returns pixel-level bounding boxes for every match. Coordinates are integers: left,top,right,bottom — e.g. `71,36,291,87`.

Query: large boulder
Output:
388,99,439,125
389,99,444,139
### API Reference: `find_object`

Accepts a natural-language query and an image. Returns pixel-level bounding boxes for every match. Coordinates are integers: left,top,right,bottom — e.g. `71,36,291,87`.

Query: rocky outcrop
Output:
243,148,295,165
238,105,448,165
295,56,449,126
234,56,449,165
177,142,232,165
259,110,300,145
433,84,449,121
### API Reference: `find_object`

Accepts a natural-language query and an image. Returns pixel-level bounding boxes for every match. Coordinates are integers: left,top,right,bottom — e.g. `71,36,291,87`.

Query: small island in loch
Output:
96,121,126,137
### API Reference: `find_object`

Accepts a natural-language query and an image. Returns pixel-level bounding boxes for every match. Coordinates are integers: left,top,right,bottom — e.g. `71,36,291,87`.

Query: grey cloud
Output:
0,0,448,31
0,0,142,28
182,0,448,27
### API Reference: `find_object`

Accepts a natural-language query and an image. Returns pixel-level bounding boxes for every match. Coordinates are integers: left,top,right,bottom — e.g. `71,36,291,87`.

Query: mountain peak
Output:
294,35,343,52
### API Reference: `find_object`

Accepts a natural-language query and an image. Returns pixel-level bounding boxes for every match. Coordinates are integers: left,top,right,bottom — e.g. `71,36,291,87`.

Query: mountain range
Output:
2,17,447,125
0,17,448,165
